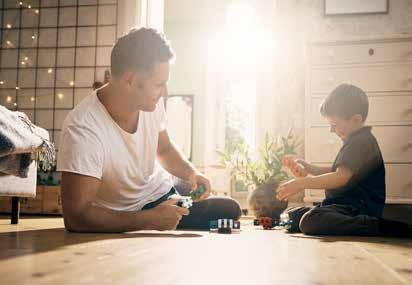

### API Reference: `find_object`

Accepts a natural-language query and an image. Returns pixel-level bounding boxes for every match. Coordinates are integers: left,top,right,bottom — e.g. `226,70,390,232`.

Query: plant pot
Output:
248,182,288,220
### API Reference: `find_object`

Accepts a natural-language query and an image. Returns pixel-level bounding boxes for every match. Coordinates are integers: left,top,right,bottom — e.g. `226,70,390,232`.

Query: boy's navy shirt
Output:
322,126,386,217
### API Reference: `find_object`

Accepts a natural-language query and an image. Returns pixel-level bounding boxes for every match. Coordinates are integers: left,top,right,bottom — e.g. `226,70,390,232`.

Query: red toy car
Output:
258,217,279,230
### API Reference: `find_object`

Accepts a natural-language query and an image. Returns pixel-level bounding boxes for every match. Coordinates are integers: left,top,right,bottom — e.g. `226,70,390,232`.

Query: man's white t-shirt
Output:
57,91,173,211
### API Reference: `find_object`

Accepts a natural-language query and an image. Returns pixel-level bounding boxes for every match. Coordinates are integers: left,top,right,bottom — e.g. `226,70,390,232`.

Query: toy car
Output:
176,197,193,209
209,219,240,234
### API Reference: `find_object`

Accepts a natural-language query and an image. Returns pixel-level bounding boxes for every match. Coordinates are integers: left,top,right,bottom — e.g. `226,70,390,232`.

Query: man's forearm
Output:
65,203,157,233
157,140,197,180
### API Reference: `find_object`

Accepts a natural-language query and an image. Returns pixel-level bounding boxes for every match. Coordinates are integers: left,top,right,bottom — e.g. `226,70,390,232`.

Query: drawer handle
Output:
368,48,374,56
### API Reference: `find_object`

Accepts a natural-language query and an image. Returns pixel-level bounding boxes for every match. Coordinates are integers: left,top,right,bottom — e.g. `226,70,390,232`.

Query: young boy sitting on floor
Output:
277,83,412,236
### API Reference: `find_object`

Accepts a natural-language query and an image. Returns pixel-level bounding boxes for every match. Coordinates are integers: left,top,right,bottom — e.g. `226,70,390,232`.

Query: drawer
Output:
20,186,44,214
304,164,412,204
310,63,412,94
386,164,412,202
309,41,412,65
306,126,412,163
304,189,325,203
310,95,412,126
0,197,11,213
42,186,62,215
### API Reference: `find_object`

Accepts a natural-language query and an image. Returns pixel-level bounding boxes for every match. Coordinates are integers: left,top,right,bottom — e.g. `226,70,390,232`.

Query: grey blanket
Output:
0,105,55,178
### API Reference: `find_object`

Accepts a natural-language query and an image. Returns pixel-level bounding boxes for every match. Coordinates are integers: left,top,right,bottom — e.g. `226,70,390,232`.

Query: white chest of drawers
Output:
304,35,412,204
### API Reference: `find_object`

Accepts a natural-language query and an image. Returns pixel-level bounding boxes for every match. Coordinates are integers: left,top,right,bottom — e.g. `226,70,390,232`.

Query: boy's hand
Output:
290,162,308,178
282,155,296,168
282,155,308,177
276,179,305,201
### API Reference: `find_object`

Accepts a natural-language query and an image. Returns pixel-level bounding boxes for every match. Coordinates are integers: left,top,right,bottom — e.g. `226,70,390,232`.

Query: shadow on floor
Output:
288,232,412,245
0,226,203,262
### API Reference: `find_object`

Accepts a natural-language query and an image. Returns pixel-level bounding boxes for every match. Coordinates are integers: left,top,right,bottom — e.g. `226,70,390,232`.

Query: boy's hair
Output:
110,27,174,77
320,83,369,122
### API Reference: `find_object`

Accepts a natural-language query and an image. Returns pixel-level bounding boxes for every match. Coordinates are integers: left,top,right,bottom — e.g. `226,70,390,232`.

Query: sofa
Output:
0,106,53,224
0,160,37,224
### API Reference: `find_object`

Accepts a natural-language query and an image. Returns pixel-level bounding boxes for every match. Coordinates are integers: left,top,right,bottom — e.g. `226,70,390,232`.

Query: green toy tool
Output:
190,184,206,200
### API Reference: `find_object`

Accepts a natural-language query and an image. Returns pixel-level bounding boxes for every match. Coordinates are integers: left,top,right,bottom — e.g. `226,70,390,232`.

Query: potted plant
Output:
37,163,60,186
219,130,301,219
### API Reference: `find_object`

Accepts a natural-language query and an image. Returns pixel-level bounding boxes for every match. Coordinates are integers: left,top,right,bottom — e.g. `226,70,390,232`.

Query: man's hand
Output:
282,155,308,178
149,199,189,231
276,178,305,201
187,171,211,201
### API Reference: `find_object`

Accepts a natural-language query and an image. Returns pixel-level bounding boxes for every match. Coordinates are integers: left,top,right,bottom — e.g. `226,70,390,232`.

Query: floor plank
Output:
0,216,411,285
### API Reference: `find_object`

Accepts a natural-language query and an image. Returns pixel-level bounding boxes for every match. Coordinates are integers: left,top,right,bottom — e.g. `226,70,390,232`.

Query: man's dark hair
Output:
110,27,174,77
320,83,369,121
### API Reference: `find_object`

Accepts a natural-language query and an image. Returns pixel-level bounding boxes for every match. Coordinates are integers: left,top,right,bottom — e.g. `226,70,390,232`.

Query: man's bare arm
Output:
157,130,197,180
156,129,211,199
61,172,187,233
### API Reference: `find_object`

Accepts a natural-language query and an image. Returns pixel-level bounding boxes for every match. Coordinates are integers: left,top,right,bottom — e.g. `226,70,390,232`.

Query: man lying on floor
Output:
57,27,241,233
276,84,412,237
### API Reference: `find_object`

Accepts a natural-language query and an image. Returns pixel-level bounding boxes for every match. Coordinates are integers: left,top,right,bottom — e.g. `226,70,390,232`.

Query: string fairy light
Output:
4,0,98,113
1,1,46,112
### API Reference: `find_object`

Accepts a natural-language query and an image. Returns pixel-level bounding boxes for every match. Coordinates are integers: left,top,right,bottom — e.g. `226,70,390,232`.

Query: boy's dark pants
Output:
287,204,380,236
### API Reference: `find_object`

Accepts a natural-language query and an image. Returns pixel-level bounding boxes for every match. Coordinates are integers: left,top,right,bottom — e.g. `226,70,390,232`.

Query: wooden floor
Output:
0,215,411,285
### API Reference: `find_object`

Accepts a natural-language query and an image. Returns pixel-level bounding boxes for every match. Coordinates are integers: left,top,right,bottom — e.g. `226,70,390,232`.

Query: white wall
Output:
165,0,412,165
164,24,208,165
164,1,229,165
272,0,412,145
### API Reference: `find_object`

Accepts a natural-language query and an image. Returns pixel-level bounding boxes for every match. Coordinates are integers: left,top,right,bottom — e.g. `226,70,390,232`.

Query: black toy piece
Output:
218,227,232,234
